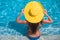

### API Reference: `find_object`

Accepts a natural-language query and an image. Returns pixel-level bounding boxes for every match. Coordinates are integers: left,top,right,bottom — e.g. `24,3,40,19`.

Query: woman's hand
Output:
20,9,24,13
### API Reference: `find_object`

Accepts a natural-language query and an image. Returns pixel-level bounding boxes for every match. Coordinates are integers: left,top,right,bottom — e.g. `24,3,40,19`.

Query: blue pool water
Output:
0,0,60,40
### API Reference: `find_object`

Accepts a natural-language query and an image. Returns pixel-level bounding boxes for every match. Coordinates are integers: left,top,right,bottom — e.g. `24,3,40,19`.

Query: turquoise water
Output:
0,0,60,40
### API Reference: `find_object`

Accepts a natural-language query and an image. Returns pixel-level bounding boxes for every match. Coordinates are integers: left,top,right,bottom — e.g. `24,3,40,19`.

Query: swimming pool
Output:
0,0,60,40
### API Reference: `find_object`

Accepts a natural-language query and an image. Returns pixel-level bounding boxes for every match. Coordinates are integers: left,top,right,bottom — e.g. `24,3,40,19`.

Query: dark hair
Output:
28,22,39,34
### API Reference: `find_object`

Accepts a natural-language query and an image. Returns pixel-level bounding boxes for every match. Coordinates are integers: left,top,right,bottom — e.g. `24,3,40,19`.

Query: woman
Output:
16,9,53,40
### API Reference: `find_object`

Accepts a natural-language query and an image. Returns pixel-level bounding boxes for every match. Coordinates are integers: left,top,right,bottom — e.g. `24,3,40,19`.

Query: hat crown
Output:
29,9,38,17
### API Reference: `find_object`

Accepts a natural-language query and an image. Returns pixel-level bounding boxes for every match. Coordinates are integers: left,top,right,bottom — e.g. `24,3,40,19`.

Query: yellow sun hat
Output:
24,1,44,23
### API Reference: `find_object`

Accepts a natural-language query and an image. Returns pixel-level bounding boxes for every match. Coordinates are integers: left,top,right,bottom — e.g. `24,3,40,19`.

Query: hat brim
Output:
24,1,44,23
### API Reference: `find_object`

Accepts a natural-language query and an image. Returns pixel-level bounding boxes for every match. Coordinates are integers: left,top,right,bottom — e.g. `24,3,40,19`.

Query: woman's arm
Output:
42,10,53,23
16,9,27,24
